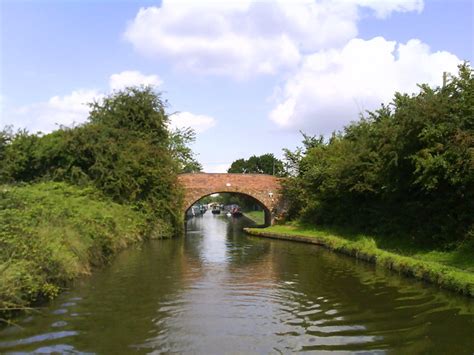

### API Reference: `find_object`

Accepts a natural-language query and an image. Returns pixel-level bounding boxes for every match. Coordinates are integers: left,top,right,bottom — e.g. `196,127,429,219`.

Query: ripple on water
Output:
51,321,68,328
0,331,78,350
68,297,82,301
301,334,380,347
33,344,93,354
51,308,68,315
307,324,366,334
298,309,322,316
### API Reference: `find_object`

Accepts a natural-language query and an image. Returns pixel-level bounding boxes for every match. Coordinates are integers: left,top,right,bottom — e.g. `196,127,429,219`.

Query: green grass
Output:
243,210,265,225
0,182,157,319
244,223,474,297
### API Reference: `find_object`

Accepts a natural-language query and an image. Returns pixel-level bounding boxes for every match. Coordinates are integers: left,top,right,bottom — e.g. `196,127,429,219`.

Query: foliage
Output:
0,87,201,235
169,127,202,173
0,182,147,316
0,127,13,163
0,87,203,318
282,132,324,177
88,86,169,139
228,153,286,176
283,64,474,247
281,133,325,220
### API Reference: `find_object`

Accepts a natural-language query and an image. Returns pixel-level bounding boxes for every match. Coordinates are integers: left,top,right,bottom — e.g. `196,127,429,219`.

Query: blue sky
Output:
1,0,472,172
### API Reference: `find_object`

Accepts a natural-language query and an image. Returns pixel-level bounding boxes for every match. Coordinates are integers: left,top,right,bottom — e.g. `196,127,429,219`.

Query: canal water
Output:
1,213,473,353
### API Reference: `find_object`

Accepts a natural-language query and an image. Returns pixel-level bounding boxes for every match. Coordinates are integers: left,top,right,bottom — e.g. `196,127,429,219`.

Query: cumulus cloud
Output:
169,111,216,133
269,37,461,134
349,0,423,18
124,0,423,78
4,70,215,134
5,89,102,133
109,70,162,91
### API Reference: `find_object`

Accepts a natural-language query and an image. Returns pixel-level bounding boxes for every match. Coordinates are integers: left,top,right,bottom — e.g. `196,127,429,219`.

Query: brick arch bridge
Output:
177,173,285,226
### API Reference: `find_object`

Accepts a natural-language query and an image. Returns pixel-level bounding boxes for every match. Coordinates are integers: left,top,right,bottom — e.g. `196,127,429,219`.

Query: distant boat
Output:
230,206,242,217
211,206,221,214
186,204,204,219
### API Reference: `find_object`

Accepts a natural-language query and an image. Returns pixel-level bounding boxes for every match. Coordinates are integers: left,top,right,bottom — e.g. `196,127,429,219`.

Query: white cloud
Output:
269,37,461,134
4,71,169,133
124,0,423,78
5,89,102,133
169,111,216,133
348,0,423,18
109,70,162,91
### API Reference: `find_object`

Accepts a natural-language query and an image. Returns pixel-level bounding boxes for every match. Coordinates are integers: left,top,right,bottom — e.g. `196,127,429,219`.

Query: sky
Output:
1,0,473,173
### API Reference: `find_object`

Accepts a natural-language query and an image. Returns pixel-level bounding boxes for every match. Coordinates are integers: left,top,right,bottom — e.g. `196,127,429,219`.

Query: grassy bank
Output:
243,210,265,225
0,182,160,319
244,224,474,297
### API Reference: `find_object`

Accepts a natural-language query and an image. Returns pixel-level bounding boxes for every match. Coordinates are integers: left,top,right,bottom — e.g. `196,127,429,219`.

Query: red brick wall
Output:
178,173,284,224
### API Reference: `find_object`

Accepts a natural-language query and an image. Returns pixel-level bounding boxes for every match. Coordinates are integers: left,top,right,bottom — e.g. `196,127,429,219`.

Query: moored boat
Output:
230,206,242,217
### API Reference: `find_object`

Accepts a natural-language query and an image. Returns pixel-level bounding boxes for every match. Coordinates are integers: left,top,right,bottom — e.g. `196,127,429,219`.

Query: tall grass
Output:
0,182,149,319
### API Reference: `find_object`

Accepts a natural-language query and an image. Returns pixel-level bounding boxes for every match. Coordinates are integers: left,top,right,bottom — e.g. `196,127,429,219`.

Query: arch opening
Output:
184,191,272,227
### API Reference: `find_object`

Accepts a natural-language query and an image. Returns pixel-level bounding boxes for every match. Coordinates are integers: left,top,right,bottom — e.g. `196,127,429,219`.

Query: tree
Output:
283,132,324,177
169,127,202,173
227,153,286,176
282,63,474,246
88,86,169,142
0,86,198,235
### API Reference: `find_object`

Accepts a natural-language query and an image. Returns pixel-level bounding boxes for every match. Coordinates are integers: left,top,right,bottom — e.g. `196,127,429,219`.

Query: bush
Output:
0,182,147,315
284,64,474,247
0,87,193,235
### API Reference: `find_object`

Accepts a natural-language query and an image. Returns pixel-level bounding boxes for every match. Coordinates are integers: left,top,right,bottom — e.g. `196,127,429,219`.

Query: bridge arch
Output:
177,173,284,226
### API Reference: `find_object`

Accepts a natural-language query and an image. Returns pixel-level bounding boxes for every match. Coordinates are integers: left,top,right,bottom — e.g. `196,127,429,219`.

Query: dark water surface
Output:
1,214,473,354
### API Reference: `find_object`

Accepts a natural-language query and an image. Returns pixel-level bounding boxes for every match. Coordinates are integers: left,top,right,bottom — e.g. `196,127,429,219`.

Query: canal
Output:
1,213,473,353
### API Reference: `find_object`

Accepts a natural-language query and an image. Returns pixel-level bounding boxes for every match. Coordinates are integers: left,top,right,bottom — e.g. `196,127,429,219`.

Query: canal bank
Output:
244,225,474,297
0,182,173,320
242,210,265,225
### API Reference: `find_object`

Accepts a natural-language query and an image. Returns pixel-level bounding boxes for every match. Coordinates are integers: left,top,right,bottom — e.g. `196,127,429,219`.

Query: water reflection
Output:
0,213,473,354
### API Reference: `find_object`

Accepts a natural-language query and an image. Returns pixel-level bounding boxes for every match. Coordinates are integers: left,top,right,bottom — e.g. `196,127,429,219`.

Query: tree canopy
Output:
1,87,202,234
282,64,473,247
227,153,286,176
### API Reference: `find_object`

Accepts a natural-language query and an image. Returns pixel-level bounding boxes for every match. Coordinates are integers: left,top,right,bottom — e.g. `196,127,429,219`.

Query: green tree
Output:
283,63,474,247
88,86,169,141
0,127,12,162
169,127,202,173
0,86,198,235
228,153,286,176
